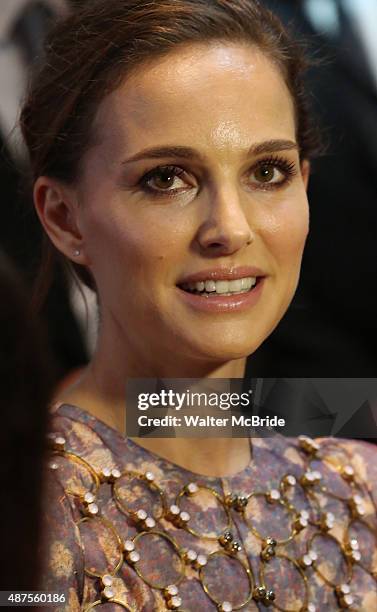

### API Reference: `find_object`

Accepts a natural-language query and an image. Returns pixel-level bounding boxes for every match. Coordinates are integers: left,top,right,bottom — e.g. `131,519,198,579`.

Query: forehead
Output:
92,43,296,161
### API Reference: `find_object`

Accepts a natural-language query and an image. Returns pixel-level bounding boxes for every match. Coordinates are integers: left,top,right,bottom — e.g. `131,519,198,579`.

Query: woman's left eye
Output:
248,159,297,188
253,165,284,183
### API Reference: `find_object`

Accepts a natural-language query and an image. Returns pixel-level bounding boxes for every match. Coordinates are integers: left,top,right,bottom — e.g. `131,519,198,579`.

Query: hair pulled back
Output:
20,0,320,305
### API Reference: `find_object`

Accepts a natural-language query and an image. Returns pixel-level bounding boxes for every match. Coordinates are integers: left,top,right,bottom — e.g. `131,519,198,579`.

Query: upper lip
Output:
177,266,266,285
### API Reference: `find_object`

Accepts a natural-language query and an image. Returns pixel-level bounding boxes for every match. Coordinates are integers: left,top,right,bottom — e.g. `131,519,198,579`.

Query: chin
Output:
166,309,286,366
199,312,289,362
183,334,267,363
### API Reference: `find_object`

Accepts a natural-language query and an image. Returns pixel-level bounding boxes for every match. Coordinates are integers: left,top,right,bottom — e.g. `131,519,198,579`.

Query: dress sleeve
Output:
38,470,85,612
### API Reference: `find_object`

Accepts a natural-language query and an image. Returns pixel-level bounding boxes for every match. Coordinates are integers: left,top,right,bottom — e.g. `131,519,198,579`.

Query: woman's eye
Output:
247,157,297,189
141,166,190,194
251,164,286,185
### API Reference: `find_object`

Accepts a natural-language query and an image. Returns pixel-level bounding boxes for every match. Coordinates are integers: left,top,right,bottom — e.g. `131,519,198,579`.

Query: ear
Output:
300,159,310,191
33,176,89,265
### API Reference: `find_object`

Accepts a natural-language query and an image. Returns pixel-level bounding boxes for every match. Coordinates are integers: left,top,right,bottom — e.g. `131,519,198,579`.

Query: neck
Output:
57,325,251,477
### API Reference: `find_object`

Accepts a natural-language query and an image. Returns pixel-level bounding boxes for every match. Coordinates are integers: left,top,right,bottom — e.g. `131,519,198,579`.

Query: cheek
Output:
261,192,309,267
82,201,183,287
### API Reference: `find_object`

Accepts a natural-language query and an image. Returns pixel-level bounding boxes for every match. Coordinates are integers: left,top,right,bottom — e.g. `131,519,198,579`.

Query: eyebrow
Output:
121,139,298,165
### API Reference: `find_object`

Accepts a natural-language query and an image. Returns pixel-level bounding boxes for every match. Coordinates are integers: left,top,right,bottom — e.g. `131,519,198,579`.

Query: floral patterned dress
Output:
41,403,377,611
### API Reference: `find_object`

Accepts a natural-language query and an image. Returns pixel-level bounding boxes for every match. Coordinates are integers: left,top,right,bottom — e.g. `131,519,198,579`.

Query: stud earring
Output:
74,249,81,257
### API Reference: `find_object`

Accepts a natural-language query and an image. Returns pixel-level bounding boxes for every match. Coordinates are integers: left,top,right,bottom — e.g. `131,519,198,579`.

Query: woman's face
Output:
73,43,309,369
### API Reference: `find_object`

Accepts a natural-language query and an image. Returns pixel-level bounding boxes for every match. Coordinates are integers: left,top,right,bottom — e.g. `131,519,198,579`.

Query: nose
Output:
195,183,254,256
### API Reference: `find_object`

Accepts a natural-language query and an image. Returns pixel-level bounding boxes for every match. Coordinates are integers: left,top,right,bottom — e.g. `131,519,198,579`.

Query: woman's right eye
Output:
139,165,193,197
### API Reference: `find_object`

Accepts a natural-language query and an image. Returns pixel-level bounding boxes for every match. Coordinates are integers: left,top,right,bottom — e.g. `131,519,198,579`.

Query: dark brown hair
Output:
20,0,321,308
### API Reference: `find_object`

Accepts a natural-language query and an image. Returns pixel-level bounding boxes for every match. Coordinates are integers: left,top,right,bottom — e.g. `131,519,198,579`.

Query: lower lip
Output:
176,278,265,313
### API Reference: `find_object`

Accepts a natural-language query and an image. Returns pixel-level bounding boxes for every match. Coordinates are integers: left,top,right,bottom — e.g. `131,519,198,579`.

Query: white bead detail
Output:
101,574,113,587
343,465,354,477
169,595,182,608
145,516,156,529
136,509,147,520
84,492,95,504
187,482,199,494
185,549,197,562
197,554,207,567
343,594,354,607
267,489,281,502
128,550,140,563
286,475,296,486
165,585,179,596
102,586,114,599
302,554,313,567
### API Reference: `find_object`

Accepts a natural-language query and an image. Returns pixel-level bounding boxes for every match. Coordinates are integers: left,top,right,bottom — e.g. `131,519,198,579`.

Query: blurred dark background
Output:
0,0,88,386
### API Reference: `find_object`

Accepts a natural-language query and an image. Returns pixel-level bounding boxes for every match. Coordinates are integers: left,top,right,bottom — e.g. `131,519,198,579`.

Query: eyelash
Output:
138,155,297,199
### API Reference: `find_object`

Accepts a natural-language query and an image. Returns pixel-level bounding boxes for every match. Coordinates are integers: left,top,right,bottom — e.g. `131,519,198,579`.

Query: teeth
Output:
205,280,216,292
241,277,253,290
228,279,242,292
215,281,229,294
183,277,257,294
